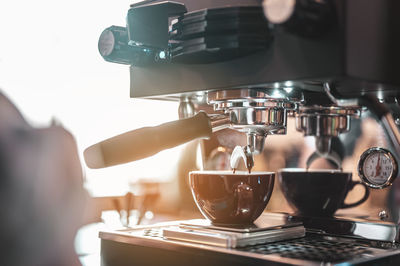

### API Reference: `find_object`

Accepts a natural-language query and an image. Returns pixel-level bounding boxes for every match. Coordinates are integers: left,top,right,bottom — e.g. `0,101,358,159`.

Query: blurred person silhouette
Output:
0,91,88,266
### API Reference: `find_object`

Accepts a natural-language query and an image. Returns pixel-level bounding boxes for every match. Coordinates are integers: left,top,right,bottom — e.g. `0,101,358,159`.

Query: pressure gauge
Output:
358,147,398,189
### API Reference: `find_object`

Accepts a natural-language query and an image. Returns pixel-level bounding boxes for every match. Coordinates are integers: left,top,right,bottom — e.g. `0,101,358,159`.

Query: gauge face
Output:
358,147,398,189
362,152,393,185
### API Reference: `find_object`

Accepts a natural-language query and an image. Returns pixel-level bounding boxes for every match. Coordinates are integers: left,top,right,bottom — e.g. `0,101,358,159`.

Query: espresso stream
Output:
230,145,253,174
232,168,251,174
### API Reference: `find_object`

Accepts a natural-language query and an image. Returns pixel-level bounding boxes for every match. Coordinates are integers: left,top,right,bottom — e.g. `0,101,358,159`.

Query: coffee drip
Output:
230,145,254,174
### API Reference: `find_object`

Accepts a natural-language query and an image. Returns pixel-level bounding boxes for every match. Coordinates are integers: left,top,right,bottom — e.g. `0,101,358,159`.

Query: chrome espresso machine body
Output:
92,0,400,265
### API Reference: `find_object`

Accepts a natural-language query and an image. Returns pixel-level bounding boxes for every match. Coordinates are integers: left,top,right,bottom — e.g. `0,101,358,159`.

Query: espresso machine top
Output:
123,0,400,99
92,0,400,265
96,0,400,164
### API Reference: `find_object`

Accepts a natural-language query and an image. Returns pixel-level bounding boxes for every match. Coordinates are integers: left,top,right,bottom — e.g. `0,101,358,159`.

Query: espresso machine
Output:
86,0,400,264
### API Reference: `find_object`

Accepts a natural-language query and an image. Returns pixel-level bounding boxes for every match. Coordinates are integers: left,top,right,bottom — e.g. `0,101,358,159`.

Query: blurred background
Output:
0,1,183,264
0,0,184,196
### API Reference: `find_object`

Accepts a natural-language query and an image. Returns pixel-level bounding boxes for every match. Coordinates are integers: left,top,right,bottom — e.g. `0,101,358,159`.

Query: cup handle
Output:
234,182,253,217
341,181,370,209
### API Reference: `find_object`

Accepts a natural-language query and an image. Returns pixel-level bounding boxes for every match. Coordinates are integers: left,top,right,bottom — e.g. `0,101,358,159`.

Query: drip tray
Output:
238,235,375,262
138,228,389,263
161,217,305,248
99,214,400,265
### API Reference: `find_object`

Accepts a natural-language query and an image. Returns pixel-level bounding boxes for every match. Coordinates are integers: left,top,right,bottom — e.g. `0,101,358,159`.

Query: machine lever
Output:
84,112,212,169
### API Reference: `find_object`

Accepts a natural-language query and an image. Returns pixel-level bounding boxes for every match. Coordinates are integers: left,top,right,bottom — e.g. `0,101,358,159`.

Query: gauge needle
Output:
375,154,381,177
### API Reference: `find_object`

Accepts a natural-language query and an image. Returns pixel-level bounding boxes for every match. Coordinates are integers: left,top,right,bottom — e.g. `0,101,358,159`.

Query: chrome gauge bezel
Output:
358,147,398,189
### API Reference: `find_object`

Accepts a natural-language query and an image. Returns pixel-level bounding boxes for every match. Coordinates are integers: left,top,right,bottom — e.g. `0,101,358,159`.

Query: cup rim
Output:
189,170,275,175
278,168,351,174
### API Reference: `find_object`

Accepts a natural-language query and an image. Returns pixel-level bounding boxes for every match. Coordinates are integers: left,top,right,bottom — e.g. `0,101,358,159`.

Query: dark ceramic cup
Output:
189,171,275,225
278,169,369,217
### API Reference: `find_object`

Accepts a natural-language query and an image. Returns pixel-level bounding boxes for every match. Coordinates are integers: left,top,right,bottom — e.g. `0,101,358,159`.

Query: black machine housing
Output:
116,0,400,108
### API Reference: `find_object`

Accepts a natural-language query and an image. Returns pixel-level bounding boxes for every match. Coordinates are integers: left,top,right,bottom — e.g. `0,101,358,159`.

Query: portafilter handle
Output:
84,112,225,169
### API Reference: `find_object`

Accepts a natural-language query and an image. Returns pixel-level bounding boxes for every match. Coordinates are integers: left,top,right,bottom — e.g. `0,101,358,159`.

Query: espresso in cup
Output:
278,169,369,217
189,171,275,225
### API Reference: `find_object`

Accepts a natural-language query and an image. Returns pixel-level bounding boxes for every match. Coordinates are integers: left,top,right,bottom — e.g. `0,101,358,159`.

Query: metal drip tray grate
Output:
101,216,400,265
136,228,390,263
238,236,373,262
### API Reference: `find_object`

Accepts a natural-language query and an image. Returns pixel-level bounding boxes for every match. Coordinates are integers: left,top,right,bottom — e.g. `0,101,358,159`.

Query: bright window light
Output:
0,0,183,196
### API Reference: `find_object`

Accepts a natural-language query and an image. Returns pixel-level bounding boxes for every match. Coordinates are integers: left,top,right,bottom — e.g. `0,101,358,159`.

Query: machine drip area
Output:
162,214,305,248
100,213,400,265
